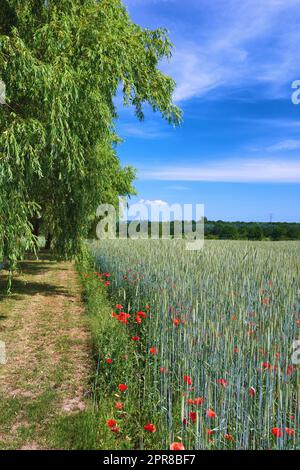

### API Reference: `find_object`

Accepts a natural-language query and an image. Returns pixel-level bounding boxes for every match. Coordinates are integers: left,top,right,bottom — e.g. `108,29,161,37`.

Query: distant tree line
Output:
204,220,300,240
114,220,300,241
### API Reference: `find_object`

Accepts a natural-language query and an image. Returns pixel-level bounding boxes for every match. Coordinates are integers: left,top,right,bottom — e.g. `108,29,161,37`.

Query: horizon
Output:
119,218,300,224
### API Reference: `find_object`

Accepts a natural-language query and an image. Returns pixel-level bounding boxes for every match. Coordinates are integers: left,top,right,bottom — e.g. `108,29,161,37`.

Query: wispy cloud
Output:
140,158,300,183
236,118,300,128
247,136,300,153
118,122,169,140
124,0,300,102
267,140,300,152
165,185,191,191
160,0,300,101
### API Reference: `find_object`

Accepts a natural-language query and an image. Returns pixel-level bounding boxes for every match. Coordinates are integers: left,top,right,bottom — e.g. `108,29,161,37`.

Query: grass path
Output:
0,255,94,450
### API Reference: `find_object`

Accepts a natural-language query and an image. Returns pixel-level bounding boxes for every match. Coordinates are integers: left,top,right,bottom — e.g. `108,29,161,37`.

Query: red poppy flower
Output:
137,311,147,318
262,362,273,370
182,418,188,425
116,304,124,310
145,305,150,309
286,364,296,376
135,315,142,324
117,312,131,324
187,397,204,406
170,442,185,450
247,329,256,336
225,434,234,441
193,397,204,405
107,419,117,428
150,347,158,355
118,384,128,392
217,378,228,387
115,402,123,410
285,427,295,436
272,427,283,438
144,423,156,433
111,426,120,433
106,358,112,365
206,409,216,418
184,375,192,386
160,367,167,373
206,429,215,436
173,318,181,327
132,336,140,341
249,387,256,397
105,281,110,287
189,411,197,423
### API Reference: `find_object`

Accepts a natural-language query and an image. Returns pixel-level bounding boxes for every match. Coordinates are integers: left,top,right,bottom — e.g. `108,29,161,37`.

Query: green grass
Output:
0,390,99,450
0,255,101,450
1,250,154,450
0,391,57,449
89,239,300,450
76,250,149,450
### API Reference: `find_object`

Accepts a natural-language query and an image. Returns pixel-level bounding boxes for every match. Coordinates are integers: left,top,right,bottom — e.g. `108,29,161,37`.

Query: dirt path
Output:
0,256,92,449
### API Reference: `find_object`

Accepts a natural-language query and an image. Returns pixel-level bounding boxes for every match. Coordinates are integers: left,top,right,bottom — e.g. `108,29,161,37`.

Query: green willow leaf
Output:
0,0,182,282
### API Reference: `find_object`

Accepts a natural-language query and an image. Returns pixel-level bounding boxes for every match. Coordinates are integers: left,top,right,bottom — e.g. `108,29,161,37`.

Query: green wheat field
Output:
90,240,300,450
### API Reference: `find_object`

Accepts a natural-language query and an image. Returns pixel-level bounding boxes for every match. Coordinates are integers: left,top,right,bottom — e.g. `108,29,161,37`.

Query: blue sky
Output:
116,0,300,222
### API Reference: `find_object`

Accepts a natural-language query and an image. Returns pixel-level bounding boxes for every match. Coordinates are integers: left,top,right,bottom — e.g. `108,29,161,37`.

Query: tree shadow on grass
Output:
0,257,74,302
18,262,55,277
0,280,74,302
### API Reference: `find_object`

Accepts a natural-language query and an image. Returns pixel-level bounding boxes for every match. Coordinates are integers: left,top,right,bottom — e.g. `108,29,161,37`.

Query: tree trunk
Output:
32,217,41,238
45,233,53,250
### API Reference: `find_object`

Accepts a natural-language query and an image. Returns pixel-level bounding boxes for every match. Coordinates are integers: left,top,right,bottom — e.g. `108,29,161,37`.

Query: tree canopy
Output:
0,0,181,270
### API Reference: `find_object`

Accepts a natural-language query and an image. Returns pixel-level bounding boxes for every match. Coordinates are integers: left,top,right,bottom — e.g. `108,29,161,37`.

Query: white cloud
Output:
140,158,300,183
139,199,169,206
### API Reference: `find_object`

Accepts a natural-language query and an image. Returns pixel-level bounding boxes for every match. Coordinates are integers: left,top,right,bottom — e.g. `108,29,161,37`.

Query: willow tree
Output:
0,0,181,271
